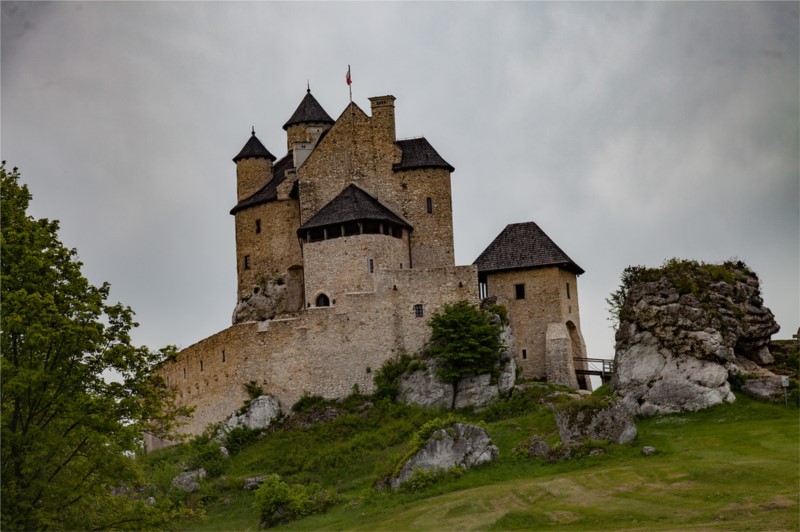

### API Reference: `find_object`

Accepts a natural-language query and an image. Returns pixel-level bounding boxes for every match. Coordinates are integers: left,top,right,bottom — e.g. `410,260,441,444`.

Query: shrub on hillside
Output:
253,474,336,528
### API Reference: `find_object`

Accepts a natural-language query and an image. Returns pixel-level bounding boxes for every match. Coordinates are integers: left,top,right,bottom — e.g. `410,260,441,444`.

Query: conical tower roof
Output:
474,222,584,275
282,89,334,131
232,130,276,163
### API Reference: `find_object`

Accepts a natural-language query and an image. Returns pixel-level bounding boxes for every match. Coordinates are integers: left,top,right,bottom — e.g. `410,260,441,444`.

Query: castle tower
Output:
474,222,589,390
232,130,276,201
282,88,335,152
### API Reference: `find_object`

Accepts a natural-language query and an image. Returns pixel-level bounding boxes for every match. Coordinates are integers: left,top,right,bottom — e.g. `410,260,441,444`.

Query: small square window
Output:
414,304,424,317
244,255,251,270
515,284,525,300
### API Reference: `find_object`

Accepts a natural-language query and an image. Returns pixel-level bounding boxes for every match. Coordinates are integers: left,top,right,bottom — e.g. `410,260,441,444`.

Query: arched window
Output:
426,197,433,214
316,293,330,307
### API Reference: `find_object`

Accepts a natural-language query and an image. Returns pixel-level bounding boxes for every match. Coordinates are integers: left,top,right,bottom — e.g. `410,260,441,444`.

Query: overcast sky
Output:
3,2,798,360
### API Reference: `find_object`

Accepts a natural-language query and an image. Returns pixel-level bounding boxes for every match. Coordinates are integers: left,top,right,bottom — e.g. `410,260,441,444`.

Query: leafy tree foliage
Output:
1,163,191,530
426,301,504,385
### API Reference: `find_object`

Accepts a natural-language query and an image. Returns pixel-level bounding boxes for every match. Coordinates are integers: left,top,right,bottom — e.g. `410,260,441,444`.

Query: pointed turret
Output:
233,129,275,202
283,88,334,150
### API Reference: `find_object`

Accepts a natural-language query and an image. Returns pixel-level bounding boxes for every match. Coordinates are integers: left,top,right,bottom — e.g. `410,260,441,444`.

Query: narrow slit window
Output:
426,197,433,214
255,219,261,234
566,282,571,299
522,349,527,360
222,350,226,363
200,360,204,372
414,304,424,317
515,283,525,300
369,259,374,273
244,255,251,270
183,368,187,379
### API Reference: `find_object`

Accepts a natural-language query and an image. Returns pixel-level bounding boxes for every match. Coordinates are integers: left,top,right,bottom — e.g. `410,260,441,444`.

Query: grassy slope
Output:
170,393,798,531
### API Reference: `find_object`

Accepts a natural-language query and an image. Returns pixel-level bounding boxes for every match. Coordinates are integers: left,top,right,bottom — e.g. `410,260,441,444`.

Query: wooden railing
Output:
573,357,615,379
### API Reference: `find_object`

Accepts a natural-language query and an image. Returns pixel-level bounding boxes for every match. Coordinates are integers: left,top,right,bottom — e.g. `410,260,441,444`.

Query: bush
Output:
291,393,327,413
253,474,336,528
224,426,262,456
426,301,504,384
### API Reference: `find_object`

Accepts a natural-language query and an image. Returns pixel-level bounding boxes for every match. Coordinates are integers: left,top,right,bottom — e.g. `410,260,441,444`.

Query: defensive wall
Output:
160,265,478,437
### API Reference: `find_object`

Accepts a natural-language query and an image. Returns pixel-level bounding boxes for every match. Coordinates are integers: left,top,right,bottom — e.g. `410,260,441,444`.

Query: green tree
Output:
426,301,504,406
1,163,192,530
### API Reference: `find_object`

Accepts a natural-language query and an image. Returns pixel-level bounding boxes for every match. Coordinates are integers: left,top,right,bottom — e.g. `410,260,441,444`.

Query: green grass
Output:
149,391,798,531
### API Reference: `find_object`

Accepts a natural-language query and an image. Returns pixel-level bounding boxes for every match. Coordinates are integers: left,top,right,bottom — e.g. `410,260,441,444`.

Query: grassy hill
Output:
143,382,799,531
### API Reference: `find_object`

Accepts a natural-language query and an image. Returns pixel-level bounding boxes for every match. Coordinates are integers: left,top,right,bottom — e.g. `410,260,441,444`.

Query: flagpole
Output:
348,64,352,103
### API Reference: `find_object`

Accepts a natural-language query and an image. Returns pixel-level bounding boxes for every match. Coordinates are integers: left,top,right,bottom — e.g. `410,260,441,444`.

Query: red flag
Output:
346,65,352,86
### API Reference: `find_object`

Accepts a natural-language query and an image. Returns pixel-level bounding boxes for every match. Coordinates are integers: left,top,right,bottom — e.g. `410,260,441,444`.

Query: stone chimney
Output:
369,95,396,144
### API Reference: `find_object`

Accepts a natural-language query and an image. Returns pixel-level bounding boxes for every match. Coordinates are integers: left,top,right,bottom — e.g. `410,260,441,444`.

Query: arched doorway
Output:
315,293,330,307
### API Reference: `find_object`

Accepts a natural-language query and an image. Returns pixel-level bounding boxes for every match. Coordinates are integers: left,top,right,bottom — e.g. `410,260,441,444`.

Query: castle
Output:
156,89,588,440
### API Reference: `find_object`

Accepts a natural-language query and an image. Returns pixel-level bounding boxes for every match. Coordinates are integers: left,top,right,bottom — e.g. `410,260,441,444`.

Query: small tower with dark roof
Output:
233,129,276,202
474,222,589,390
283,88,334,151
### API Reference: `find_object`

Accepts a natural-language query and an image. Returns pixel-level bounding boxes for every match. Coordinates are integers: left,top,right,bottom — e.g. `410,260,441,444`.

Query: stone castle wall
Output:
235,199,303,300
485,267,583,380
160,265,479,438
303,232,411,305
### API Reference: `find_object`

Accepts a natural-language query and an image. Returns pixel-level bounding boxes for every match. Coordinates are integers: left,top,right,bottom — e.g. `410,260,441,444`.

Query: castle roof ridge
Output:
282,90,335,131
298,183,412,232
393,137,454,172
232,131,277,163
474,221,584,275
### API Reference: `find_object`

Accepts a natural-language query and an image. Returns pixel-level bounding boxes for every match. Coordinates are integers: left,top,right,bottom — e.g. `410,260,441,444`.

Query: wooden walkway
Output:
574,357,615,383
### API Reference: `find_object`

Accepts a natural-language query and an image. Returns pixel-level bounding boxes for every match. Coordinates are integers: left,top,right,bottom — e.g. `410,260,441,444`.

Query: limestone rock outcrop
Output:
613,261,779,416
397,359,454,409
741,376,785,401
390,423,498,488
554,400,637,445
232,272,303,324
223,395,281,431
397,321,517,410
171,468,206,492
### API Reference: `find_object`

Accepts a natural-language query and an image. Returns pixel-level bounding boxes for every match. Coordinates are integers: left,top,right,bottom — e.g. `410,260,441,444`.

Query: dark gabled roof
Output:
299,184,412,232
473,222,584,275
230,152,295,215
232,131,276,163
393,138,454,172
282,89,335,131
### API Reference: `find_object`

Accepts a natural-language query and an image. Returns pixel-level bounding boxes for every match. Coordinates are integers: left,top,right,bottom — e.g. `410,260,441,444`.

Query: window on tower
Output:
515,284,525,300
244,255,251,270
426,197,433,214
255,219,261,234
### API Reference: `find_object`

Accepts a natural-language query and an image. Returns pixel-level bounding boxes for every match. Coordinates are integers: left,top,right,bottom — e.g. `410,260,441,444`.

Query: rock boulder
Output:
613,261,779,416
223,395,281,431
391,423,498,488
171,468,206,492
554,400,637,445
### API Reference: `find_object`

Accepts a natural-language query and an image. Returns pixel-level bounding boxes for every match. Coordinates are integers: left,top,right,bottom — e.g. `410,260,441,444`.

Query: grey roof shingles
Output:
230,151,295,215
473,222,584,275
393,138,454,172
232,132,277,163
283,90,335,131
298,184,412,232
